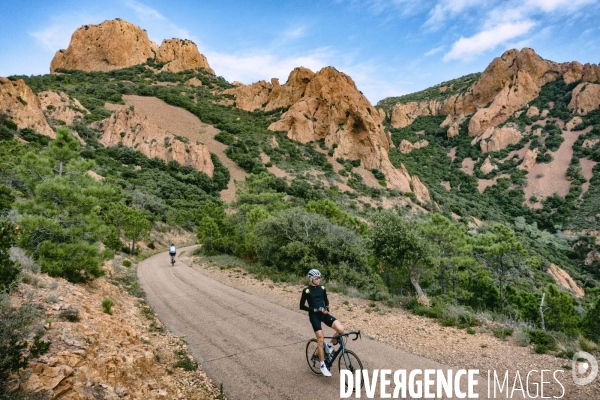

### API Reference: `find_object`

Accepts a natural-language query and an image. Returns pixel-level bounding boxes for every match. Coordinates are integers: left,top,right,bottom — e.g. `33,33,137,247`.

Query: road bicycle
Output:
305,331,363,387
170,253,176,266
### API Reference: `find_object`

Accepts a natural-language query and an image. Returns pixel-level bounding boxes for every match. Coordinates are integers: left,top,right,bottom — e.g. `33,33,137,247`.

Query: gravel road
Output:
139,247,514,399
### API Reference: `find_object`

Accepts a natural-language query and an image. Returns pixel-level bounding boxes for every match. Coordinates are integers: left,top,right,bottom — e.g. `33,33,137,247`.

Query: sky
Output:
1,0,599,104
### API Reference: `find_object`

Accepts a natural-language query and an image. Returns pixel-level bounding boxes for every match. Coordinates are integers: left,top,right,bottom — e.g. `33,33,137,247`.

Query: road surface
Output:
138,247,508,399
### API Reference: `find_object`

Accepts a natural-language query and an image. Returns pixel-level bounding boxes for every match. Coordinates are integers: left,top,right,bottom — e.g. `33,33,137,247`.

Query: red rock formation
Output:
50,19,214,74
50,19,156,72
38,91,88,125
0,77,54,137
95,107,214,176
156,39,214,74
568,83,600,115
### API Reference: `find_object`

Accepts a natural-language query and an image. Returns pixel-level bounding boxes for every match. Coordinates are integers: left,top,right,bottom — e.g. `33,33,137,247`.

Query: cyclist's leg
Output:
314,330,325,362
331,319,344,345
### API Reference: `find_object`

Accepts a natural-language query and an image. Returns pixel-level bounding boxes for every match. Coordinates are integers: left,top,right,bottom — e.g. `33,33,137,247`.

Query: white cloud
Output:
443,20,535,61
122,0,165,20
424,46,444,56
524,0,596,12
424,0,481,29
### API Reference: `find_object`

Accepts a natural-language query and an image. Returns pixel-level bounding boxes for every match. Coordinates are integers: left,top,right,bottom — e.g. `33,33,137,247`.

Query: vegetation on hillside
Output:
1,63,598,367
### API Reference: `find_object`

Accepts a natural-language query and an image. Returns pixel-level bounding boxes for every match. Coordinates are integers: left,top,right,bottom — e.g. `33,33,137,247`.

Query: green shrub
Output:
123,260,132,268
492,326,514,340
526,329,557,351
102,298,114,315
173,349,198,371
534,344,549,354
0,294,44,384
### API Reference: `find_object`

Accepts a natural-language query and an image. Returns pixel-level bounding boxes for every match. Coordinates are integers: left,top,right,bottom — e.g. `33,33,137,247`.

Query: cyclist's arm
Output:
299,290,312,312
323,287,329,310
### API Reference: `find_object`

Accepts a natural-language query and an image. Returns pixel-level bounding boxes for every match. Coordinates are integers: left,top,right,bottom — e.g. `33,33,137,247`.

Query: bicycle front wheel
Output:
338,350,363,389
305,339,322,375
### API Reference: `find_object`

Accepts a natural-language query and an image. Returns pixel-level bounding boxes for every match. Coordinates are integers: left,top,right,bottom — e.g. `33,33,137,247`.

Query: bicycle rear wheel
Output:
305,339,322,375
338,350,363,389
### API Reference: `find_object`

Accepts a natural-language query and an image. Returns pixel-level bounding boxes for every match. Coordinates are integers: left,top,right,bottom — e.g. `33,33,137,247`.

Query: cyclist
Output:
299,269,344,377
169,243,176,264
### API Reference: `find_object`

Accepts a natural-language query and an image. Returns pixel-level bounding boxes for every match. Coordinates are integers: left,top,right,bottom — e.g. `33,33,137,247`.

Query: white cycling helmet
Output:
307,269,321,279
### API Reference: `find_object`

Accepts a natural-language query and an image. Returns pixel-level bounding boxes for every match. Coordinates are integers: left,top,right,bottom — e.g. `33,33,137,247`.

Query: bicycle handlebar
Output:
325,330,361,341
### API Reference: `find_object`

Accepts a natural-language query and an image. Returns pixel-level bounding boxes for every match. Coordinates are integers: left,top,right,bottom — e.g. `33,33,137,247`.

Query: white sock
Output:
321,361,325,367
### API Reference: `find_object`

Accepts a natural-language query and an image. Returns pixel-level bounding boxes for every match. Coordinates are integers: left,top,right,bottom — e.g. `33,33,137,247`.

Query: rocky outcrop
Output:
266,67,420,194
565,116,583,131
38,91,88,125
50,19,214,74
51,19,156,72
480,157,497,174
389,100,442,128
0,77,54,137
226,66,425,195
399,139,428,154
156,39,214,74
548,264,585,298
473,125,522,153
223,67,314,112
561,61,600,84
468,69,541,137
568,83,600,115
519,148,538,171
185,77,203,87
95,107,214,176
526,106,539,118
14,258,219,399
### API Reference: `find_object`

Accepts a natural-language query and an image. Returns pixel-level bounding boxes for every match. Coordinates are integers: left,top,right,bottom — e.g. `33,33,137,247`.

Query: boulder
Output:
474,125,523,153
568,83,600,115
156,39,214,74
399,139,428,154
565,116,583,131
582,63,600,83
95,107,214,176
526,106,539,118
518,148,538,171
50,19,156,72
480,157,497,174
0,77,54,137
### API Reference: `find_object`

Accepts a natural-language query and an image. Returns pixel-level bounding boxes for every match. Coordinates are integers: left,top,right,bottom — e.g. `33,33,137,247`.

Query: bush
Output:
492,326,514,340
526,329,557,351
123,260,132,268
59,308,80,322
0,294,43,384
173,349,198,371
102,298,114,315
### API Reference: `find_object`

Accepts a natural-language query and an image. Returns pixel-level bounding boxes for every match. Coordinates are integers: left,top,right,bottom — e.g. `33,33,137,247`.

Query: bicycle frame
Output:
323,331,361,369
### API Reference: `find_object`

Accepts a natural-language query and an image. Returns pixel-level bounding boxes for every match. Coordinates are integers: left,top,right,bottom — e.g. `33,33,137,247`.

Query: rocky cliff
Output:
50,19,214,74
385,48,600,138
95,106,214,176
0,77,55,137
226,66,429,200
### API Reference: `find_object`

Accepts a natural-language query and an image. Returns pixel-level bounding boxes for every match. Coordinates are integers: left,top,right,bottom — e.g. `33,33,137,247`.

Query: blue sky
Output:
1,0,599,103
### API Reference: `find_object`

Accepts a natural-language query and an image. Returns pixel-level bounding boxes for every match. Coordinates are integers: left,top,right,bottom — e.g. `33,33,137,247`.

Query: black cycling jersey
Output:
299,284,329,313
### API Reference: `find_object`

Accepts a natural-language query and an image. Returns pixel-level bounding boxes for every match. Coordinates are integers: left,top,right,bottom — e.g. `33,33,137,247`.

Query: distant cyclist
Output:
299,269,344,377
169,244,176,265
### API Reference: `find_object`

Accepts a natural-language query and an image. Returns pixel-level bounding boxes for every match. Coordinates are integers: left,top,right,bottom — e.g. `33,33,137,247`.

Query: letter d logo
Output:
572,351,598,386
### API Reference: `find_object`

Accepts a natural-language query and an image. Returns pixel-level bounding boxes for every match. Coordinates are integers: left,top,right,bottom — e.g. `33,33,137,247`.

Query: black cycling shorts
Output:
169,252,176,256
309,312,337,332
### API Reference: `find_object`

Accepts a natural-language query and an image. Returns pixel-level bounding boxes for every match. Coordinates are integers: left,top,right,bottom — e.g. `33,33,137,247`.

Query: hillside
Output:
1,18,599,399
